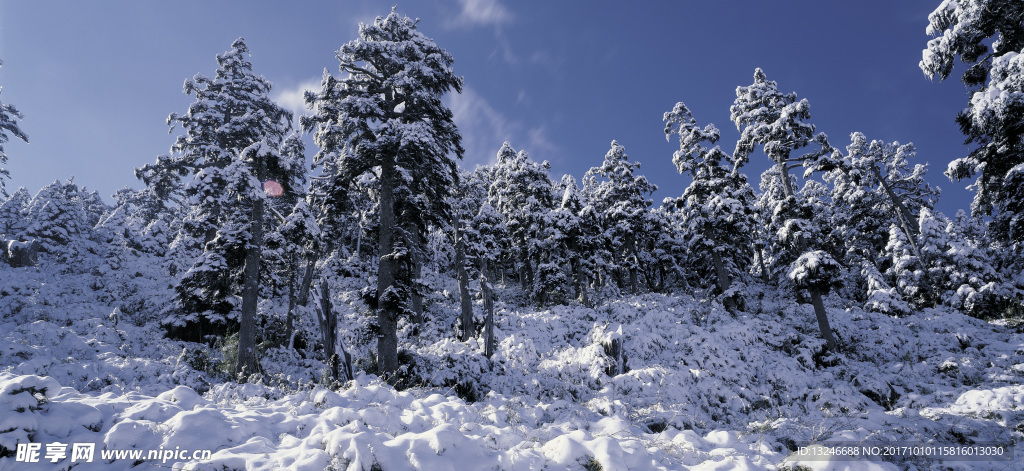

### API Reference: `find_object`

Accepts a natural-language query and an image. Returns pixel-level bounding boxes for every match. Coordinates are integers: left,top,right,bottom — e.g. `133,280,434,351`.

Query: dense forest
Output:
1,3,1023,470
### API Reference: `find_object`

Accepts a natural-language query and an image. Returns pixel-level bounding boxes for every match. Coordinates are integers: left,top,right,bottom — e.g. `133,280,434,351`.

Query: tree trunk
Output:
481,258,496,359
296,255,316,307
871,166,926,263
710,248,738,312
456,227,473,342
354,212,363,256
287,254,297,351
754,242,770,284
776,161,838,351
520,240,533,292
627,235,639,294
809,286,838,351
376,160,400,379
236,198,263,378
317,280,340,381
408,224,424,323
572,254,589,306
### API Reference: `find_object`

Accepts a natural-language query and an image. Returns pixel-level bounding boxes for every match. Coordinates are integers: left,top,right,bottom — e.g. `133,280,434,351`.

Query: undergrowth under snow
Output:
1,261,1023,470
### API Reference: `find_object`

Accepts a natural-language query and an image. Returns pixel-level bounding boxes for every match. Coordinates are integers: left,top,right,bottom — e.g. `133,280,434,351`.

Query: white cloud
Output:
525,126,559,163
447,86,558,168
447,86,511,167
272,77,322,124
450,0,513,28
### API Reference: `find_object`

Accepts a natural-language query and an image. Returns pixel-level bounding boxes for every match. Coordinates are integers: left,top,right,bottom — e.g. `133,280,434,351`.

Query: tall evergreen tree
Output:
664,102,757,310
554,175,593,303
0,59,28,198
825,133,939,309
487,142,555,297
302,9,463,378
137,38,293,377
731,68,840,351
921,0,1024,245
582,141,657,294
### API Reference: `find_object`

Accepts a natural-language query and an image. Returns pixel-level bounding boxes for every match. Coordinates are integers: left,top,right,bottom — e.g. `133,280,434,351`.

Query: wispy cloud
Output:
449,0,513,28
444,0,518,66
447,86,512,167
446,86,558,168
525,126,559,163
272,77,321,126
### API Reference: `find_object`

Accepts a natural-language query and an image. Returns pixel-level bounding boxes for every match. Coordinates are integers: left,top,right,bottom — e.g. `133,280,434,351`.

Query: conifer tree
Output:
664,102,756,310
731,68,839,351
487,142,555,296
23,179,92,253
582,141,657,294
302,9,463,377
0,59,28,198
554,175,592,303
0,187,29,239
921,0,1024,245
137,38,293,377
826,133,940,309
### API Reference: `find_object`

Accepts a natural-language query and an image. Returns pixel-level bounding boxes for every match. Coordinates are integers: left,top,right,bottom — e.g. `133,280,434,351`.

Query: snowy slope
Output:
1,261,1022,470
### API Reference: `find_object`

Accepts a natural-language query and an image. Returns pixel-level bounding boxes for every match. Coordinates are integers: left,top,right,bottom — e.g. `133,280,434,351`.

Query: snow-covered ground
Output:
1,262,1022,470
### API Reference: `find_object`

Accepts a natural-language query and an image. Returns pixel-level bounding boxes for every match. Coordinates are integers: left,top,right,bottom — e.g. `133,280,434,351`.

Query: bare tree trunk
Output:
754,242,770,284
376,160,400,378
287,254,297,351
481,259,495,359
520,240,533,292
317,280,344,382
455,227,473,342
236,198,263,378
408,225,424,324
871,166,925,263
776,161,838,352
354,212,363,256
296,256,316,307
710,248,738,312
572,255,589,306
808,287,837,350
627,236,639,294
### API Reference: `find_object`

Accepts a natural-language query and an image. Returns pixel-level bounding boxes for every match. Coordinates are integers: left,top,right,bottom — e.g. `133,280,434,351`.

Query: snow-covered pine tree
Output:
451,168,489,341
138,39,293,378
110,186,166,228
487,142,555,298
302,9,463,378
922,0,1024,246
646,204,688,292
825,133,939,310
582,141,657,295
95,203,141,251
22,179,92,254
0,187,29,239
664,102,757,310
554,175,593,304
261,133,321,350
895,208,1011,317
0,59,28,198
731,68,840,351
235,141,295,376
534,179,575,305
109,186,174,256
461,166,501,276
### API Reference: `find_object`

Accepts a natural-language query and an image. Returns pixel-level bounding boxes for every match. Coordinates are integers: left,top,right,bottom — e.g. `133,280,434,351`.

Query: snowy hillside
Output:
3,3,1024,471
1,257,1021,471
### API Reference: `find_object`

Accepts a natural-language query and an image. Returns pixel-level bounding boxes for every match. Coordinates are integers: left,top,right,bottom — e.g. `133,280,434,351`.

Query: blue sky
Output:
0,0,972,216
